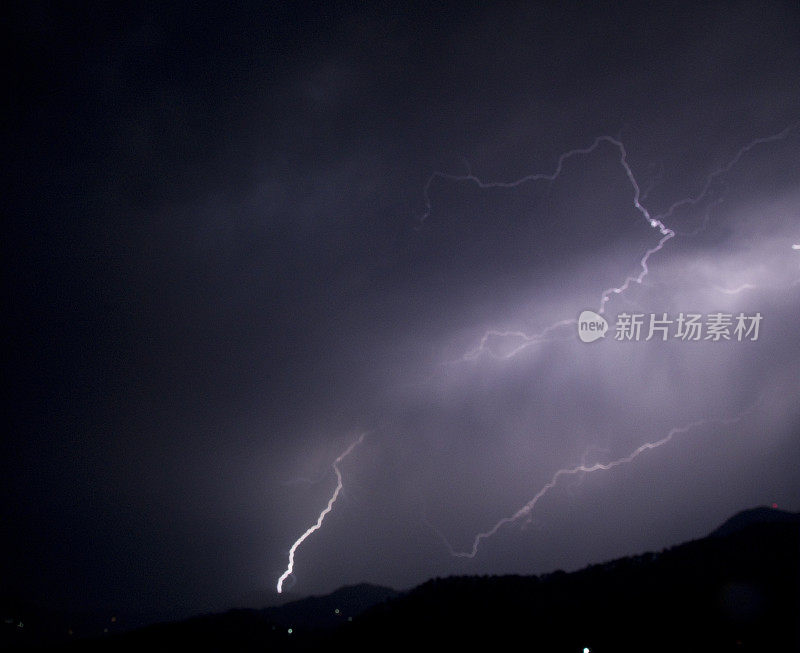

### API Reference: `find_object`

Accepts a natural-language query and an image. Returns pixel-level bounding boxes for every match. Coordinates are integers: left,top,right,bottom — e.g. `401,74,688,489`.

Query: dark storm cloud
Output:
5,1,799,618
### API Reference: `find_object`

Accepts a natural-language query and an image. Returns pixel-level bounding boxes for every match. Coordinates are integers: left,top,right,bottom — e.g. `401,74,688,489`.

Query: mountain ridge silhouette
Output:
4,506,797,651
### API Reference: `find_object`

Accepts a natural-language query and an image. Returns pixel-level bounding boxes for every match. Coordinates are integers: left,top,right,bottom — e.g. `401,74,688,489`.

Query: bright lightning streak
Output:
595,137,674,315
426,126,797,361
434,413,749,559
436,135,668,361
276,433,366,594
422,136,670,284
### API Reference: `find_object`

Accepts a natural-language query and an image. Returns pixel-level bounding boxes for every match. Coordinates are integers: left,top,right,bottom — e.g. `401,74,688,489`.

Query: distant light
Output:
792,244,800,250
348,616,353,622
334,608,340,614
287,628,293,635
772,503,778,509
584,648,591,653
110,616,117,623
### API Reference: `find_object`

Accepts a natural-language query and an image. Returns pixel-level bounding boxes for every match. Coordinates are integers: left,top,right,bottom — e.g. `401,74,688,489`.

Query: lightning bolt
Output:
713,283,758,295
594,137,674,316
276,433,366,594
432,412,751,559
423,125,796,557
655,122,798,225
425,126,797,361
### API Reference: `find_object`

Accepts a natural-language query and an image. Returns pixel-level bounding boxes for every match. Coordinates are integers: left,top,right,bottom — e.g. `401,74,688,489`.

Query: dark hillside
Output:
7,509,797,652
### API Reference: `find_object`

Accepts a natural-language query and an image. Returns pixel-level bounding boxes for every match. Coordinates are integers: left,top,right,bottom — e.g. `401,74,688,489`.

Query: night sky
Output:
6,1,800,622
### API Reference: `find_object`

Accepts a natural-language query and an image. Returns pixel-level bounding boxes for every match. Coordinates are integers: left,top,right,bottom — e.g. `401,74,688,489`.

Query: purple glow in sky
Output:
6,1,800,621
